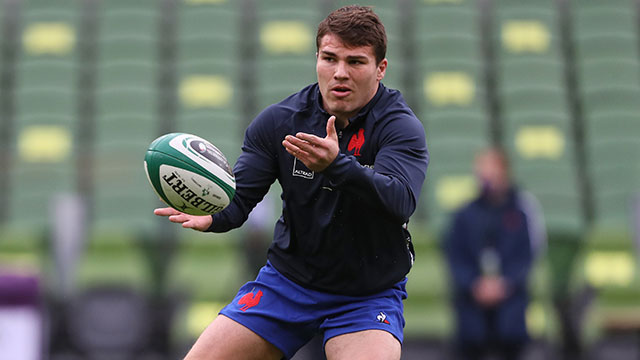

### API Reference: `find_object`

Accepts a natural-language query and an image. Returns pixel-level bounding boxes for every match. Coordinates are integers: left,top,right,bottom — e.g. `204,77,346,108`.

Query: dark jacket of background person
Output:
444,186,538,350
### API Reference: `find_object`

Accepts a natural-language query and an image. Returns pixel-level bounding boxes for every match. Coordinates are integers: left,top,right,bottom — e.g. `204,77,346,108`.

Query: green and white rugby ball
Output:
144,133,235,216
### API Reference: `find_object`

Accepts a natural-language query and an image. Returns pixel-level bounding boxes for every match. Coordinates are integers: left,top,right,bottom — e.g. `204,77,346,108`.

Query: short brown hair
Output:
316,5,387,64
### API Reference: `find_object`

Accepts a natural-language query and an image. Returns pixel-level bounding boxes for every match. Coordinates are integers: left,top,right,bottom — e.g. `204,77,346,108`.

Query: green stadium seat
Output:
584,112,640,145
582,85,640,116
500,57,565,88
176,0,239,63
96,0,159,64
15,87,75,119
95,87,156,117
493,1,561,61
256,57,316,109
419,34,481,64
95,61,156,90
571,0,637,37
15,59,77,89
578,58,640,89
424,111,489,142
416,0,481,66
98,5,157,37
416,1,478,37
97,36,157,64
586,137,640,168
420,59,487,115
500,85,569,117
589,164,639,229
574,33,638,62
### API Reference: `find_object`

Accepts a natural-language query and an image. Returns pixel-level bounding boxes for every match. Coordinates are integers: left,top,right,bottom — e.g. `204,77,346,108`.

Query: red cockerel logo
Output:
347,128,365,157
238,289,263,312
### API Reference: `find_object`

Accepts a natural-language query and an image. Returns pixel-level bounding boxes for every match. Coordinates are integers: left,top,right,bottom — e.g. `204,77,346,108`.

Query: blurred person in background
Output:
155,5,428,360
444,148,545,360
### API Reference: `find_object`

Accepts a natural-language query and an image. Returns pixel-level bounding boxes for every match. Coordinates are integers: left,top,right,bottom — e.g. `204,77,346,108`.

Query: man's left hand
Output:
282,115,340,172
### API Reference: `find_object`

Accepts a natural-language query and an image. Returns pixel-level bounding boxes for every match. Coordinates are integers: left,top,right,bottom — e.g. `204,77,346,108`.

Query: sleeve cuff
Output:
322,153,355,187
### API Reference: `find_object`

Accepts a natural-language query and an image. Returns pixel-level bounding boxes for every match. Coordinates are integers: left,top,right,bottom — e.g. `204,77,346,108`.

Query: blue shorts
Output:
219,262,408,359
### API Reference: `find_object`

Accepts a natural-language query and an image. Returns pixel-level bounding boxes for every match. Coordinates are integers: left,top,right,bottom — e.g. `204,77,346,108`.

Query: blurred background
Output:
0,0,638,359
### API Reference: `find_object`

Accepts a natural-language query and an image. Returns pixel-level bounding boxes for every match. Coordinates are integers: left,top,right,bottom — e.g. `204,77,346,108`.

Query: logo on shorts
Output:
376,312,390,325
238,288,263,312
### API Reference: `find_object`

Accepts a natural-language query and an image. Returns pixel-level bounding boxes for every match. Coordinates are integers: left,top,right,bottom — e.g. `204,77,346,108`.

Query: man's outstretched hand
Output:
154,207,213,231
282,115,340,172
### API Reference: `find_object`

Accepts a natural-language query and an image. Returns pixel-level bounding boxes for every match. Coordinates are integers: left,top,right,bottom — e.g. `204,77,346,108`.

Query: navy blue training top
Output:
208,83,429,295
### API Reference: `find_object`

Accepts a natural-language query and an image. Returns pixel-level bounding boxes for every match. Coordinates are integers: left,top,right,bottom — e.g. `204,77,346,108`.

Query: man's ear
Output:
377,58,388,81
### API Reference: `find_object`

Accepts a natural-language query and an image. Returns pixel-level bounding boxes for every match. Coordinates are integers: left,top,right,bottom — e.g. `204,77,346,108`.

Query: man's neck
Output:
334,116,349,129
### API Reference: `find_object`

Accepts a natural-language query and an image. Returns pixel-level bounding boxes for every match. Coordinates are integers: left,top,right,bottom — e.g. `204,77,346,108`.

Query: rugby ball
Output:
144,133,235,216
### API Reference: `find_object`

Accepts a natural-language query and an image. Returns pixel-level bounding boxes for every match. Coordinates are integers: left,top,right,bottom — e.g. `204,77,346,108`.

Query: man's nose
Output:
334,61,349,79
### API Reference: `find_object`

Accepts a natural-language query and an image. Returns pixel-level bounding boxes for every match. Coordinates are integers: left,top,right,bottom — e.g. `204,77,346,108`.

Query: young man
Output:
155,6,428,359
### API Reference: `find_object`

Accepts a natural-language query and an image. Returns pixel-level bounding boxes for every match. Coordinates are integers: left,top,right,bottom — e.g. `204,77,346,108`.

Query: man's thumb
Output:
326,115,337,140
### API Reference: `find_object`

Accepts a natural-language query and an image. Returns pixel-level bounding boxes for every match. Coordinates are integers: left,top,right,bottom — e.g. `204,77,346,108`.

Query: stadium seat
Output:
95,60,156,90
500,85,569,117
421,59,486,114
582,85,640,116
570,0,637,37
578,58,640,90
574,33,638,62
424,111,489,142
416,0,481,65
500,57,565,88
493,0,561,62
589,164,639,229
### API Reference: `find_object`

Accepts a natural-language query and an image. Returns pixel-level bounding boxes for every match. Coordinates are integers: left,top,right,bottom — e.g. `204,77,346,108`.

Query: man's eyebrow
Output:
320,50,337,57
319,50,368,60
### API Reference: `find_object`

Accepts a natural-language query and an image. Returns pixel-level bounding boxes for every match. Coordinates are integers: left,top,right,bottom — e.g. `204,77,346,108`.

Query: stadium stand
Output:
7,0,79,232
90,0,161,235
570,0,640,231
255,0,321,110
174,0,243,162
415,0,490,232
494,0,583,235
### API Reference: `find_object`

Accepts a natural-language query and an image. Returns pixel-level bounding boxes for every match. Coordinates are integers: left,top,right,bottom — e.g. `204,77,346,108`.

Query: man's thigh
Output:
324,329,401,360
184,314,283,360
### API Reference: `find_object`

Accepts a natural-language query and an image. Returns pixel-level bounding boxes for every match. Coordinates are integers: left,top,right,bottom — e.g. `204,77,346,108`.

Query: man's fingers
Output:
154,207,181,216
326,116,337,140
169,214,189,223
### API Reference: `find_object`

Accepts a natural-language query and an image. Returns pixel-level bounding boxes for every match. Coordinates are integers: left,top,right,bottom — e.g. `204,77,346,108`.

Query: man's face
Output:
316,34,387,123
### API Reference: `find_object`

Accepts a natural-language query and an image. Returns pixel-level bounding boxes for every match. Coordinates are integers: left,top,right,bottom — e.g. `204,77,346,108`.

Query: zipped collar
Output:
313,83,386,126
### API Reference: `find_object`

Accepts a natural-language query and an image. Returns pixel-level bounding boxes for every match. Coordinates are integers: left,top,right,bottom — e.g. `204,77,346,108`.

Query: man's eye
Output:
324,57,335,62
